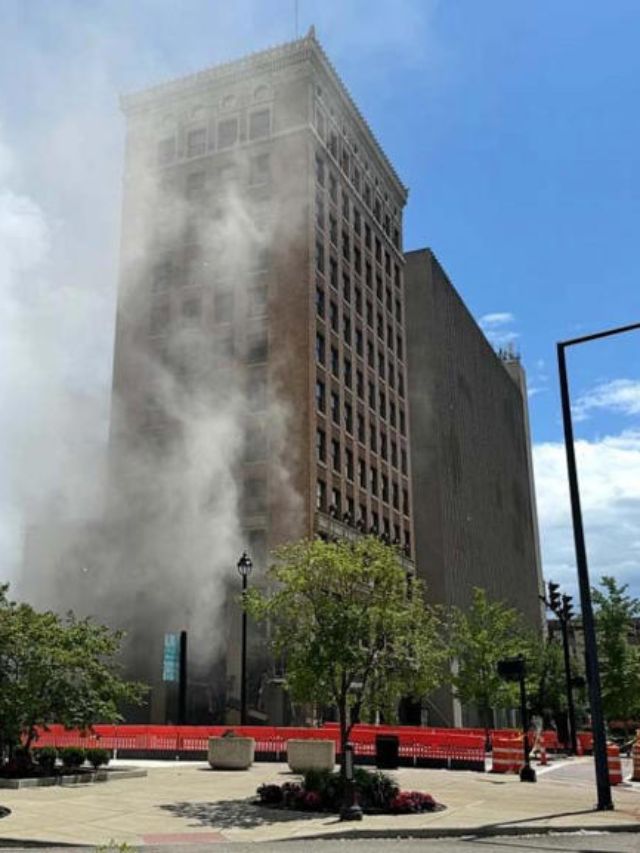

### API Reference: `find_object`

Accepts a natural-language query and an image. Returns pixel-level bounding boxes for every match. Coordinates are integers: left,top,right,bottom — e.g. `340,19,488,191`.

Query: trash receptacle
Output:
376,734,399,769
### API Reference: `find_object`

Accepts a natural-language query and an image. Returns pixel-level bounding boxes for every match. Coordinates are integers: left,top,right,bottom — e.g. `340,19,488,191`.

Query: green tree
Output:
449,588,528,733
245,537,447,774
592,576,640,731
0,584,147,759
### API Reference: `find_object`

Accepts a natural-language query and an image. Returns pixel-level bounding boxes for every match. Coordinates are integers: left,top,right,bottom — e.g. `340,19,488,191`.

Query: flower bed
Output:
257,768,443,815
0,746,111,781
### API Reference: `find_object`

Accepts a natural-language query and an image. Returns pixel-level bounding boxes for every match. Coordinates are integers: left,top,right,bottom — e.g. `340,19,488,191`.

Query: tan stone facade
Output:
110,30,415,722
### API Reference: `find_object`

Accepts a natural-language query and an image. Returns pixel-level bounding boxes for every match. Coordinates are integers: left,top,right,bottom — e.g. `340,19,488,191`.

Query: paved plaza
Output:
0,758,638,846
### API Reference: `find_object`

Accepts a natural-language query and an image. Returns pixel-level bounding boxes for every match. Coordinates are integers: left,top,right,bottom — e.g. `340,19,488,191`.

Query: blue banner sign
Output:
163,633,180,682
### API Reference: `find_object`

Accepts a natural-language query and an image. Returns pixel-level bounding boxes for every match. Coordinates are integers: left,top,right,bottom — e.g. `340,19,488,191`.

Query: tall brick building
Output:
110,29,415,723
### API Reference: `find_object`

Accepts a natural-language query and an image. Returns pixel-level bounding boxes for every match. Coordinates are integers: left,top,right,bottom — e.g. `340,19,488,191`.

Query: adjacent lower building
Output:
405,249,544,725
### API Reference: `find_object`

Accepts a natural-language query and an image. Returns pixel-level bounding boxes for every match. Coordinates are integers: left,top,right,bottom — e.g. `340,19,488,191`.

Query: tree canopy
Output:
0,584,147,756
592,575,640,726
448,587,528,730
245,537,448,759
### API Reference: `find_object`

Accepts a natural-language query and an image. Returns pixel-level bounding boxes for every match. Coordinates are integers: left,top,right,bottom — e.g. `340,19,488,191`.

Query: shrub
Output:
34,746,58,774
388,790,437,814
257,783,284,805
60,746,86,770
355,768,400,810
86,748,111,770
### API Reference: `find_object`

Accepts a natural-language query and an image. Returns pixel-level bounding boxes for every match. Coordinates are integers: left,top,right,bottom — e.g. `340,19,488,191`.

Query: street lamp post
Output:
237,551,253,727
557,320,640,811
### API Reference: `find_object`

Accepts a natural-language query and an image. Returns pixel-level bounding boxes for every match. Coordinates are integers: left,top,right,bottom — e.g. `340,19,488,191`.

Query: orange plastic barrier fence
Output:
491,737,524,774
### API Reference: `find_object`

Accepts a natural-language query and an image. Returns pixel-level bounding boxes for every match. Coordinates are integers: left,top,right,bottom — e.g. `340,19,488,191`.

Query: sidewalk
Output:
0,759,638,846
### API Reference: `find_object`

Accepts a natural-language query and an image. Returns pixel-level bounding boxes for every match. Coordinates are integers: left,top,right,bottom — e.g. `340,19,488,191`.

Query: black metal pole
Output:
557,343,612,810
560,617,577,755
178,630,188,726
518,671,536,782
241,572,248,726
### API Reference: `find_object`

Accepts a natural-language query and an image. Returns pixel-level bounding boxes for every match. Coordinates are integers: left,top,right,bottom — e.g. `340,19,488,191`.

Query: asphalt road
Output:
2,835,640,852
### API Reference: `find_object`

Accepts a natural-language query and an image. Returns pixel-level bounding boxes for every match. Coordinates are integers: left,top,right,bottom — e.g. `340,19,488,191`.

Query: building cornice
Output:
120,27,407,202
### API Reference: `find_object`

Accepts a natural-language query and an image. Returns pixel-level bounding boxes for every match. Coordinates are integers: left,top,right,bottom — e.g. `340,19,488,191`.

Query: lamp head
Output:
237,551,253,578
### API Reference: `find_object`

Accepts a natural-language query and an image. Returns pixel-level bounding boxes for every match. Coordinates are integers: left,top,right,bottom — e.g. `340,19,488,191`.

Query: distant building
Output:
405,249,544,725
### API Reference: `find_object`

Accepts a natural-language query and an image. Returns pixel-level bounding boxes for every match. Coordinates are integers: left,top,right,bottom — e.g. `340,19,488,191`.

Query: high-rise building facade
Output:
110,29,415,722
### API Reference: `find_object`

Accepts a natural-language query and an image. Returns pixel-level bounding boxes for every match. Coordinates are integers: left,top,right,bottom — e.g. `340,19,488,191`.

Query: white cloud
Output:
572,378,640,422
479,311,519,348
533,430,640,601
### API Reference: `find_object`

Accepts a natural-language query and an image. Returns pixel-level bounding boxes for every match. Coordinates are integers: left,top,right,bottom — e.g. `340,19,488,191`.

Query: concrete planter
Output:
208,737,255,770
287,739,336,773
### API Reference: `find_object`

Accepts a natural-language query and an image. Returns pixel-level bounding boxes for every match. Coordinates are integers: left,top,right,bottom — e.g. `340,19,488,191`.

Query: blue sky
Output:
0,0,638,601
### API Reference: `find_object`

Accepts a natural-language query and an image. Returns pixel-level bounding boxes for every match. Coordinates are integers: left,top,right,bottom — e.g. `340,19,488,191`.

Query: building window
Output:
330,256,338,289
329,214,337,245
158,137,176,166
316,479,326,511
354,246,362,275
392,482,399,510
375,237,382,263
401,448,408,475
389,401,396,427
249,109,270,141
344,357,352,388
316,380,326,412
377,312,384,340
365,222,372,249
182,295,201,322
316,193,325,230
357,412,365,443
370,468,378,496
355,327,363,356
316,428,326,463
395,297,402,321
342,230,350,263
355,287,362,313
354,208,361,235
218,117,238,149
379,391,386,418
343,273,351,303
382,474,389,503
329,172,337,203
152,259,172,293
186,127,206,158
370,426,377,453
214,291,234,323
329,129,338,159
248,284,267,317
316,332,325,365
344,401,353,433
245,423,267,463
243,477,267,515
247,370,267,411
346,495,355,523
358,460,366,489
342,193,350,221
369,381,376,411
316,285,325,318
357,369,364,399
316,241,325,274
376,274,383,301
367,340,375,368
391,441,398,468
332,439,340,472
397,334,403,360
366,300,374,328
400,408,406,435
403,488,409,516
343,315,351,344
150,302,170,336
330,302,339,332
316,153,325,186
249,153,270,185
345,448,354,481
353,167,361,193
331,345,339,377
398,372,405,397
331,391,340,424
331,487,341,515
246,328,268,363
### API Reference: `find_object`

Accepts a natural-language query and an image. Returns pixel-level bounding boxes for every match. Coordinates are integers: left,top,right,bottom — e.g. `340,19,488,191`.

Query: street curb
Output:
291,822,640,842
